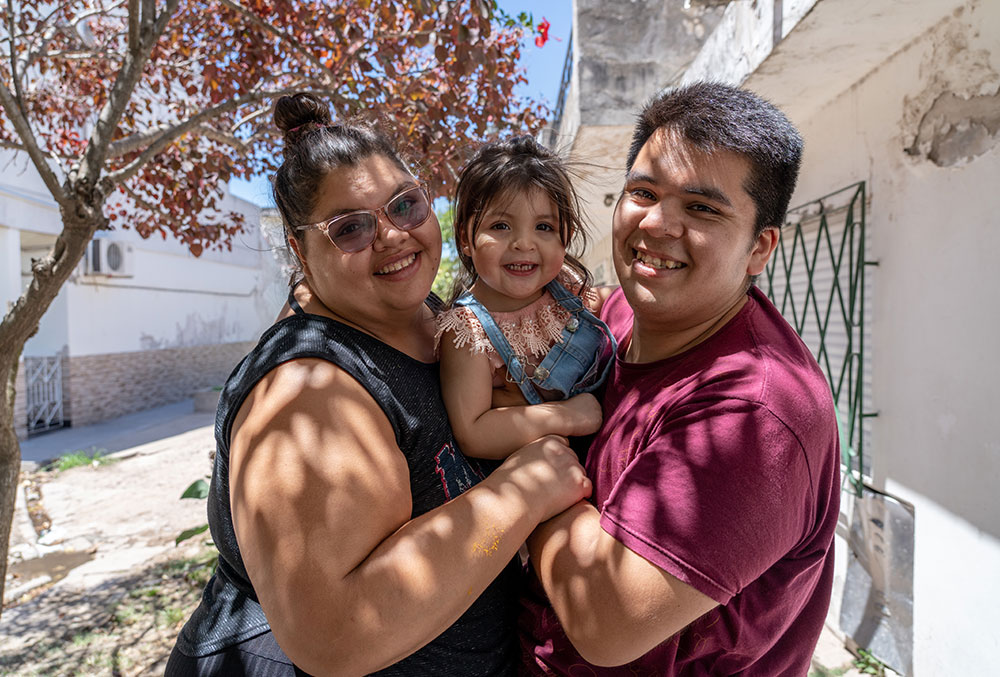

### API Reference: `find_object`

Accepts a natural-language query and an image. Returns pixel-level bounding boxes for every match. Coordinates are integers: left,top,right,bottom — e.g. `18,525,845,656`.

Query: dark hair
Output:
272,93,410,283
451,135,591,302
626,82,803,236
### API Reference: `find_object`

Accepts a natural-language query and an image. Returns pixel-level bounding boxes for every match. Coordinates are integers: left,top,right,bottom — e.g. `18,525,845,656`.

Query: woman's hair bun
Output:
274,93,334,144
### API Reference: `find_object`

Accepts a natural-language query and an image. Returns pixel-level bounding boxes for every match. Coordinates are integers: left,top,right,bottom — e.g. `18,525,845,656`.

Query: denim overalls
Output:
453,280,618,405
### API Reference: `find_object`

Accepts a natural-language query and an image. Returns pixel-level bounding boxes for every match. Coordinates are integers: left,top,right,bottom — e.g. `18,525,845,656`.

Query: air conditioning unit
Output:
85,239,134,277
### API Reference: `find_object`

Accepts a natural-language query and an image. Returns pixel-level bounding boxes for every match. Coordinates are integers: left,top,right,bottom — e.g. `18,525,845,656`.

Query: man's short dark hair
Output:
627,82,803,236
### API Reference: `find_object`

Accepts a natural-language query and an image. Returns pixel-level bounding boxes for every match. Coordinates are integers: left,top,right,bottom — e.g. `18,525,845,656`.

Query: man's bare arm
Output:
528,502,718,667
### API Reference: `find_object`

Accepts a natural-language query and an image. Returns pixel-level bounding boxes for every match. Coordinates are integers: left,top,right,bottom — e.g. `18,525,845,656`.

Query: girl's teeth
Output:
506,264,536,271
377,253,416,274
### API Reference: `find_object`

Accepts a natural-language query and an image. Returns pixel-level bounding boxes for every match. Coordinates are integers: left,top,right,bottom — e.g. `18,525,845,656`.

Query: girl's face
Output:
465,187,567,312
293,154,442,330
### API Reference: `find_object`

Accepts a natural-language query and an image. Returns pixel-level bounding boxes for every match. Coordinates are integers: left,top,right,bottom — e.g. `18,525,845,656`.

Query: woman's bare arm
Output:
439,331,602,459
230,357,591,675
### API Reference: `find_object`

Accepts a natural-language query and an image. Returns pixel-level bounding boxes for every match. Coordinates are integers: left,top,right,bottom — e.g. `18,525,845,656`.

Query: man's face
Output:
613,129,778,337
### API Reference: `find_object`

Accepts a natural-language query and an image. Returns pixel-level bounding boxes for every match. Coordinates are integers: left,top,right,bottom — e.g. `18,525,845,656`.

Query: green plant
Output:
160,605,187,626
176,478,211,545
853,648,887,676
51,447,114,472
433,205,460,301
70,630,98,648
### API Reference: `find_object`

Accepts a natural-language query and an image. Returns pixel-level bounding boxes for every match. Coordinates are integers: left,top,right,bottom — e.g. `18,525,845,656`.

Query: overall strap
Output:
545,279,584,312
453,291,544,405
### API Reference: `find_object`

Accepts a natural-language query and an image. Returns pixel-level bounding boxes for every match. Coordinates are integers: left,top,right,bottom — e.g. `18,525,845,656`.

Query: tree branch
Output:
216,0,332,85
106,125,170,158
78,0,180,187
230,105,270,134
23,1,128,73
6,0,26,114
128,0,139,48
0,138,27,152
41,49,126,61
0,71,68,204
104,85,335,186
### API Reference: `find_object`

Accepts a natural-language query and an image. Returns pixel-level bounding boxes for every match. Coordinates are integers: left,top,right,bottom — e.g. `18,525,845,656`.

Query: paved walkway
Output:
8,399,863,675
5,398,216,661
19,398,215,467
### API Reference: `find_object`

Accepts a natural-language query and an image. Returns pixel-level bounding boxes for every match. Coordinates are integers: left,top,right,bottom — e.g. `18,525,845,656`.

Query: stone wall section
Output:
65,341,254,427
13,358,27,441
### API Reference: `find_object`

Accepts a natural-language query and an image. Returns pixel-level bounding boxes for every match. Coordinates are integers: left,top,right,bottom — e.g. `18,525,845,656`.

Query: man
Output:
520,82,841,675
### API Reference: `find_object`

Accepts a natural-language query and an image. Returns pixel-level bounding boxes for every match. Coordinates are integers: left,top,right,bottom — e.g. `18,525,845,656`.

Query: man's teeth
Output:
635,251,684,270
377,253,416,274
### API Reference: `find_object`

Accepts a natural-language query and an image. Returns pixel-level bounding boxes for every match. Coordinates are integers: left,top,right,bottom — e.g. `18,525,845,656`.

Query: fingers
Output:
509,435,592,521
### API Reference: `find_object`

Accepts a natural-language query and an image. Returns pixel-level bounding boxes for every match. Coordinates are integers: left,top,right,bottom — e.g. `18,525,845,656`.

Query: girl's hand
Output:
556,393,603,437
494,435,592,523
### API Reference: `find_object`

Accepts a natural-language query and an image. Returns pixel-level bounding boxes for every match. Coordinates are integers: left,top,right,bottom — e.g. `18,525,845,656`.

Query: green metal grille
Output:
762,182,874,495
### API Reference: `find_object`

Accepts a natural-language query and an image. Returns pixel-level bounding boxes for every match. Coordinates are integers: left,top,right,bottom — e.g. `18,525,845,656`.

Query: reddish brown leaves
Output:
1,1,548,256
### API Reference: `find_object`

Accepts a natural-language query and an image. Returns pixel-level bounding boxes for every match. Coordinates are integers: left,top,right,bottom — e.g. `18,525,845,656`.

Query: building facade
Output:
1,149,287,440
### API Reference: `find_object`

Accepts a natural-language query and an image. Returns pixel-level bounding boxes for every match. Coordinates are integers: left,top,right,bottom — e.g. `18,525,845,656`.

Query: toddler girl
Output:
437,136,616,459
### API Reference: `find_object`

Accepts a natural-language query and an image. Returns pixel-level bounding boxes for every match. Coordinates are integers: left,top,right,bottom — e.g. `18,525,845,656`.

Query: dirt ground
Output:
1,424,217,676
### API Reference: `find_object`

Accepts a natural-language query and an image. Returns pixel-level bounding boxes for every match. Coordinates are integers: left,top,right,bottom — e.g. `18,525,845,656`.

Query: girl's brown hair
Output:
451,136,592,303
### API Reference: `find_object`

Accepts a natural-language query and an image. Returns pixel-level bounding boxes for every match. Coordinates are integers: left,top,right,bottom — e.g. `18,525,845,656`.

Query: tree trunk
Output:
0,352,24,618
0,197,102,620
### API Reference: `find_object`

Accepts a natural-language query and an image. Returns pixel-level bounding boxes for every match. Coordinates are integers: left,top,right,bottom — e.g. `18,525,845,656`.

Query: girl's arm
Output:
439,330,602,459
230,357,591,676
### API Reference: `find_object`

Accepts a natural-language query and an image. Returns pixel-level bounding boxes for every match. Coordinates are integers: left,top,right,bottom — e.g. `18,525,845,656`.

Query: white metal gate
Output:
25,356,64,433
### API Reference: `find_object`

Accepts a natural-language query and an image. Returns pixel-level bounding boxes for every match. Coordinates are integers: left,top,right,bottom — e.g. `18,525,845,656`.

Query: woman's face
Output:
294,154,442,328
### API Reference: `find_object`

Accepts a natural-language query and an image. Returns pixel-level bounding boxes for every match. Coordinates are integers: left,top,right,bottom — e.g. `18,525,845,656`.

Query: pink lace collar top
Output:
435,290,572,371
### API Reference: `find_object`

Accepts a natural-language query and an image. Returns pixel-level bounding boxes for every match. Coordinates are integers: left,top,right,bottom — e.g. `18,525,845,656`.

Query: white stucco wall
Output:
0,225,21,317
1,148,284,360
739,1,1000,673
56,191,281,357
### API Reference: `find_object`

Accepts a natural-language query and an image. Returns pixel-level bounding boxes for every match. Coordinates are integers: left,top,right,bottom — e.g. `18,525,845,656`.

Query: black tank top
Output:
175,292,519,675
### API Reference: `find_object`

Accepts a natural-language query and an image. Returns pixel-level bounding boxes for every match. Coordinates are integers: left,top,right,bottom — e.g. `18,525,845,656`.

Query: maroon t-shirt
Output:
520,287,841,675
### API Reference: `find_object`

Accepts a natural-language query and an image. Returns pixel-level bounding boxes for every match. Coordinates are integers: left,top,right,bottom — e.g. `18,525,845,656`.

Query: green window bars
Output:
762,182,876,496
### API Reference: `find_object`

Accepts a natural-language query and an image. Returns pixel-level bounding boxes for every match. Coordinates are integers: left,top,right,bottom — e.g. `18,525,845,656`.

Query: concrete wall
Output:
0,225,21,317
574,0,724,127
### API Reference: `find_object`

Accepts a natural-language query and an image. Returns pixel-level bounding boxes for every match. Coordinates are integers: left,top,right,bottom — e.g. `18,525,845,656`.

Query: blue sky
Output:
228,0,573,207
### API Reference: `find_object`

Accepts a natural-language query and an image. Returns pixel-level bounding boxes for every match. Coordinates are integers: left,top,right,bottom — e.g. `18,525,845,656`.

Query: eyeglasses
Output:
299,184,431,253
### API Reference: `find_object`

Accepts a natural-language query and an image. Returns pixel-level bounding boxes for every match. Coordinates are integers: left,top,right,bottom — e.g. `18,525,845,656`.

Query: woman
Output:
166,93,597,675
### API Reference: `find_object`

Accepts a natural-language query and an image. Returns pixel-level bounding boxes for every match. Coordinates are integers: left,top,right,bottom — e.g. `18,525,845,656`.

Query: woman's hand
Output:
491,435,593,523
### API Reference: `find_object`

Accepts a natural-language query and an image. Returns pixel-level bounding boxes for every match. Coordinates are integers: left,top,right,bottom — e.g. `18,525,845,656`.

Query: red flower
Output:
535,18,551,48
